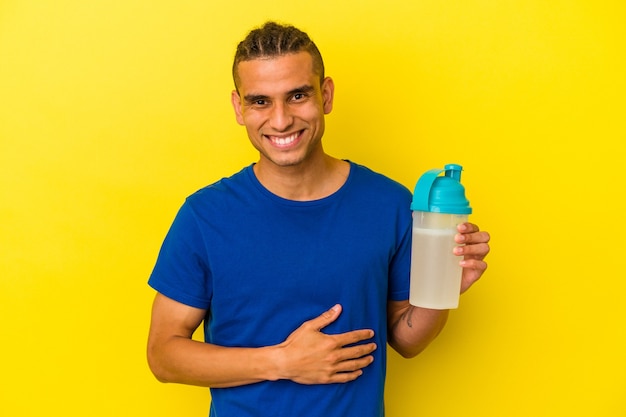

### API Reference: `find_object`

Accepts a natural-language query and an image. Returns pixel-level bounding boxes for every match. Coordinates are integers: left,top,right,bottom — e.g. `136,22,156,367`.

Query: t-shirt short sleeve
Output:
148,201,212,309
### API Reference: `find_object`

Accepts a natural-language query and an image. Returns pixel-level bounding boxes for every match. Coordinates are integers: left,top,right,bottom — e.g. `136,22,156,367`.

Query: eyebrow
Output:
243,85,315,104
287,85,315,96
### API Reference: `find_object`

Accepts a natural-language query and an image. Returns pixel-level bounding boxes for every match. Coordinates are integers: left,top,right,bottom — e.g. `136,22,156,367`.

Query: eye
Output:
244,95,270,108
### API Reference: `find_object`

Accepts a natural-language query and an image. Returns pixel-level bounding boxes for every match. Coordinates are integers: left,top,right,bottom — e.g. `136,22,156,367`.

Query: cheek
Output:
241,112,264,130
242,116,268,142
297,104,324,122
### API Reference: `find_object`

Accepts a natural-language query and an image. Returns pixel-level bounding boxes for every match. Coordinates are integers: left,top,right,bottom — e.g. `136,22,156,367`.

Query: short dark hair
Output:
232,21,325,89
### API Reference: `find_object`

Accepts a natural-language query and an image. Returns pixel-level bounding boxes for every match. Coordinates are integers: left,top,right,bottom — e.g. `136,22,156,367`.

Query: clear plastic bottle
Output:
409,164,472,309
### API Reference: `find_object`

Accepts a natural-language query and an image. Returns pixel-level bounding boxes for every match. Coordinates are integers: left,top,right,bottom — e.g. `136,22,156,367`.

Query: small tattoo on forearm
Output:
402,306,415,328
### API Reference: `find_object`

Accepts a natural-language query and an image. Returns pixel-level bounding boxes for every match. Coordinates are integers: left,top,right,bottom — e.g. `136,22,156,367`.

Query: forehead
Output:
235,52,318,94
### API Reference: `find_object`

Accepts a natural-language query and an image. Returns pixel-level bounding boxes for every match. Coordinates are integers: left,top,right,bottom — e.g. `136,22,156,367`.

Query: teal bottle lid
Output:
410,164,472,214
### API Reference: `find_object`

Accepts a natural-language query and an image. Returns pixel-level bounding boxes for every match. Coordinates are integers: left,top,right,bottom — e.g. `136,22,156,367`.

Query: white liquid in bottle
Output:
409,226,463,309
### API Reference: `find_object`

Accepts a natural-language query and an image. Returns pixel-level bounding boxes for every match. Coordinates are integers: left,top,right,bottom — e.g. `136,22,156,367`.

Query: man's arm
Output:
387,301,449,358
387,222,490,358
147,294,377,388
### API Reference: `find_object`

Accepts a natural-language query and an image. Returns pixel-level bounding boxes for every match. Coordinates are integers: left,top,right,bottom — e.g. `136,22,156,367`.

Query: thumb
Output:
309,304,342,331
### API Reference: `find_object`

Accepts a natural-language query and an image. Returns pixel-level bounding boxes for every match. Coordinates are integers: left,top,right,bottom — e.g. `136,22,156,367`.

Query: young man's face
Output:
231,51,334,170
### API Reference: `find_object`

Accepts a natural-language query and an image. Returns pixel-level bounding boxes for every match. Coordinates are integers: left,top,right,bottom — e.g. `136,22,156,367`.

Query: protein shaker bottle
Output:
409,164,472,309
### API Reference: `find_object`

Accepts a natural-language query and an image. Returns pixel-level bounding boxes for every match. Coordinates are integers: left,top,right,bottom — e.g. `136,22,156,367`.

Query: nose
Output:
269,102,293,131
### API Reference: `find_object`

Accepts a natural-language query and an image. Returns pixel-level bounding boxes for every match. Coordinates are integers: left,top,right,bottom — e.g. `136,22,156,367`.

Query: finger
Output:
326,369,366,384
454,242,490,258
460,258,488,288
321,354,375,384
305,304,342,331
334,353,375,373
335,343,377,362
460,258,488,271
326,343,377,367
457,222,479,233
332,329,376,348
455,230,490,245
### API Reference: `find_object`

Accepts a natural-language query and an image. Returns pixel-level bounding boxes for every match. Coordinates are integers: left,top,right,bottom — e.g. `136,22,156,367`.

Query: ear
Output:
321,77,335,114
231,90,245,125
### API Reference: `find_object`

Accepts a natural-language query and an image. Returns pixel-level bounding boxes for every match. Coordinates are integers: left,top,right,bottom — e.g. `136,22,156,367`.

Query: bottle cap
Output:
410,164,472,214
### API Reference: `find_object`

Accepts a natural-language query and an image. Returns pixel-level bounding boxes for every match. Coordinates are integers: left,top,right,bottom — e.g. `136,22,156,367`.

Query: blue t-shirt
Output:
149,162,412,417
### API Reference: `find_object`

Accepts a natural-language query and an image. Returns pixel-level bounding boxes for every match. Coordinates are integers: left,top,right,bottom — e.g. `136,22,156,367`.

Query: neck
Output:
253,155,349,201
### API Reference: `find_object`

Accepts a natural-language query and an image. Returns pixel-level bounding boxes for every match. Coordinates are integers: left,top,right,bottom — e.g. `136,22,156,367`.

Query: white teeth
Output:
270,132,298,146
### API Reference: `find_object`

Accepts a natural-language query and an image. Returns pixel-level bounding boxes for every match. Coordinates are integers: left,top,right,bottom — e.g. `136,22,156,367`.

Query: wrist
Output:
260,344,285,382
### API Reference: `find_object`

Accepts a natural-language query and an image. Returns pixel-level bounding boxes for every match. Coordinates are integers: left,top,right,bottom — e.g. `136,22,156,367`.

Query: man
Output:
147,21,490,416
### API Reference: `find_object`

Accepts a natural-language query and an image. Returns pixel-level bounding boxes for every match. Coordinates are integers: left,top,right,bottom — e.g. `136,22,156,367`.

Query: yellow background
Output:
1,1,624,416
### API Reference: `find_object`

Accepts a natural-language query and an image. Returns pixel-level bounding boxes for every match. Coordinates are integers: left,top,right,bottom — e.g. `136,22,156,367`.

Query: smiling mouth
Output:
267,131,301,147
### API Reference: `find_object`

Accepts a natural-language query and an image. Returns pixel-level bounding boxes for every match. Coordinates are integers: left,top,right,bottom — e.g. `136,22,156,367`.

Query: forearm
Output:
387,301,449,358
148,336,281,388
148,297,376,388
